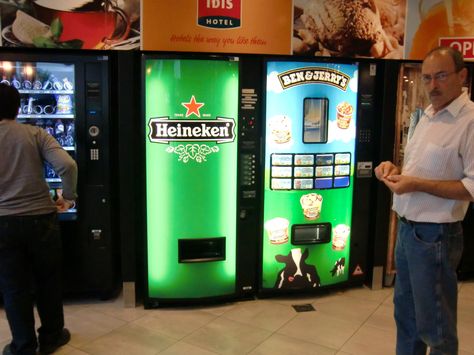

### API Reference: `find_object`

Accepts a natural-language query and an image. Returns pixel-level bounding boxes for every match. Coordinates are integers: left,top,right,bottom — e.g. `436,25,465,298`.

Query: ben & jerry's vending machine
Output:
143,54,260,306
260,59,378,295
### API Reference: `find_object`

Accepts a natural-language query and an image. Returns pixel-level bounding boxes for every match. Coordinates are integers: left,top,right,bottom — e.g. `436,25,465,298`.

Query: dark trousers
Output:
0,213,64,355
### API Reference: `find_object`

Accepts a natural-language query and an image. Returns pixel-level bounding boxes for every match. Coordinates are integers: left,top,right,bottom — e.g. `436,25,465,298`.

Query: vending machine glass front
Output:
1,61,77,219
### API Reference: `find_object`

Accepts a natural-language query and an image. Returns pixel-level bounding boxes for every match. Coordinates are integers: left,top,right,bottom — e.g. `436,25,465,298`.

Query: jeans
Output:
394,219,463,355
0,213,64,355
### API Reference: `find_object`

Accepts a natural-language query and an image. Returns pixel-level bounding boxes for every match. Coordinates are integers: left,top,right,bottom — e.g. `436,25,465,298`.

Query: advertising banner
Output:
292,0,406,59
406,0,474,60
0,0,140,49
262,61,359,291
142,0,292,54
145,58,239,299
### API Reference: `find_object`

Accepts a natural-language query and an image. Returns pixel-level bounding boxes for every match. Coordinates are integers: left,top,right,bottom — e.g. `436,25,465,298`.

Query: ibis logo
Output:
198,0,241,29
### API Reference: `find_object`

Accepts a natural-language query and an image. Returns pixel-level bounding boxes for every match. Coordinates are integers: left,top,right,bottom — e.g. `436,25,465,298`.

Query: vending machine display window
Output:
303,98,328,143
1,61,77,219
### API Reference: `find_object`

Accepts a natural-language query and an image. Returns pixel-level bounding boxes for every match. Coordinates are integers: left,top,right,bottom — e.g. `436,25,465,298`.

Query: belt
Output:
397,215,459,226
398,215,412,224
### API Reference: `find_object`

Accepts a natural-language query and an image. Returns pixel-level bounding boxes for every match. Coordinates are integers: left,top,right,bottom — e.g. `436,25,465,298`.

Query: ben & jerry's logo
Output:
278,67,351,91
148,96,236,163
198,0,241,29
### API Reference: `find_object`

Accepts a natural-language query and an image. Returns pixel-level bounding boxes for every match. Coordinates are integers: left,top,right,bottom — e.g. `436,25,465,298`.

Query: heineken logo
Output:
278,67,350,91
197,0,241,29
148,117,236,144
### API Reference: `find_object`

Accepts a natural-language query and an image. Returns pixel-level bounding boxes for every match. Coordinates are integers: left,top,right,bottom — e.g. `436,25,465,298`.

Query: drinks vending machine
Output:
143,54,261,306
0,50,118,298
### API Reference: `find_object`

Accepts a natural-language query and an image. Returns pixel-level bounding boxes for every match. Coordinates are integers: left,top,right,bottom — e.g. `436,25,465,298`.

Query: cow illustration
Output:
330,257,346,277
274,248,321,289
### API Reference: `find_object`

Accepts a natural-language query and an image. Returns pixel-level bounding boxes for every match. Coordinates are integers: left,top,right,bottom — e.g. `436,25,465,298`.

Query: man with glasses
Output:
375,46,474,354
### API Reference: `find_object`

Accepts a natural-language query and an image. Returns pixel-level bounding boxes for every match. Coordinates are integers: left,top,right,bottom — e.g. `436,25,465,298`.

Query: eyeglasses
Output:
421,71,457,84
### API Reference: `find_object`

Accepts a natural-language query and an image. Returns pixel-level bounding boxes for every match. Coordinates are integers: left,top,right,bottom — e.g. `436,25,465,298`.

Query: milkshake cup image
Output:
332,224,350,250
265,217,290,244
300,193,323,220
336,102,353,129
269,115,292,144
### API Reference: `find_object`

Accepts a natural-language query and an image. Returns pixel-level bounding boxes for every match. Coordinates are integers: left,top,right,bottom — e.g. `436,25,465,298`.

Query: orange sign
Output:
407,0,474,60
142,0,292,54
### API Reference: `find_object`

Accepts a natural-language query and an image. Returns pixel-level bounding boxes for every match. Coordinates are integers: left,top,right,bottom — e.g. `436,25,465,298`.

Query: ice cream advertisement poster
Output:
293,0,406,59
142,0,292,54
261,61,358,290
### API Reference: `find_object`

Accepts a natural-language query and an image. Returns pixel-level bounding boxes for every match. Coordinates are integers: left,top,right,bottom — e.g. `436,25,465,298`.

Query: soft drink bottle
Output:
54,119,65,145
45,120,54,135
65,122,75,146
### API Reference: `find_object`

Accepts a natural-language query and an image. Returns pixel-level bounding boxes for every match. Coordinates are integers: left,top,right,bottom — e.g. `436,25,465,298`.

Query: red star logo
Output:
182,96,204,117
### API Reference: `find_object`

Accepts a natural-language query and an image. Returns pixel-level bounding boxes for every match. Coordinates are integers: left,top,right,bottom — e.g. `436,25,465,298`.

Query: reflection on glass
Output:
303,98,328,143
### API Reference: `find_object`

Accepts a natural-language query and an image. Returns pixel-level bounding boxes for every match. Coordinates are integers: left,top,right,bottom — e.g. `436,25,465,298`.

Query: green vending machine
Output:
260,60,378,295
143,55,261,306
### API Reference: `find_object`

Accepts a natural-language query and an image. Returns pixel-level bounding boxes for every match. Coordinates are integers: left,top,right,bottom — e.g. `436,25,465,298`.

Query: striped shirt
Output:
393,92,474,223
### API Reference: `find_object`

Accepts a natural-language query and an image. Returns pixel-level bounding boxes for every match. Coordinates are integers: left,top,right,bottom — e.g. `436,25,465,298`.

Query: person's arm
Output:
37,129,78,201
384,175,473,201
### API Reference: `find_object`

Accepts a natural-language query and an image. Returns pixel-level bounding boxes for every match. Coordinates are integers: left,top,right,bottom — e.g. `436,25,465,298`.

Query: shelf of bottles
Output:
1,61,76,215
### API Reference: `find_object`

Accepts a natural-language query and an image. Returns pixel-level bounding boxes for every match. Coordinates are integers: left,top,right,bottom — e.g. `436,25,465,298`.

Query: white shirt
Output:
393,92,474,223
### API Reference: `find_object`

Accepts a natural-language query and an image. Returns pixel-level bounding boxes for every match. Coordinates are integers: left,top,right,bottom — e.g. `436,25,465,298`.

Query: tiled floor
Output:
1,281,474,354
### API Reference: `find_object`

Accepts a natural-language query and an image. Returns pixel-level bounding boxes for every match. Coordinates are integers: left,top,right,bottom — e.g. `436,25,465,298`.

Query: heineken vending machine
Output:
143,55,260,306
260,60,377,294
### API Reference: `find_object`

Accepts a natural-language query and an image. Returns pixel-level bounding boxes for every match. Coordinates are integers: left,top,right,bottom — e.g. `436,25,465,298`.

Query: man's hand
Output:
374,161,400,181
384,174,419,194
55,196,75,213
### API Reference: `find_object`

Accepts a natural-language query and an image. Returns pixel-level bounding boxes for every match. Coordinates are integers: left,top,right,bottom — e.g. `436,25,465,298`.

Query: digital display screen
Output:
303,98,328,143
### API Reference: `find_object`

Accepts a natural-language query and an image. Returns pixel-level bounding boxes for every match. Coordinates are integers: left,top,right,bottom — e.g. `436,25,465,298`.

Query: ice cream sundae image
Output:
332,224,350,250
265,217,290,244
268,115,292,144
300,193,323,220
336,102,353,129
293,0,405,58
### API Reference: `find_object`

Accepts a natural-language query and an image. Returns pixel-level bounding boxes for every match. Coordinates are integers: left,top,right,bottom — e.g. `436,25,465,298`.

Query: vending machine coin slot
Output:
91,229,102,240
88,125,100,137
356,162,373,178
90,228,107,247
